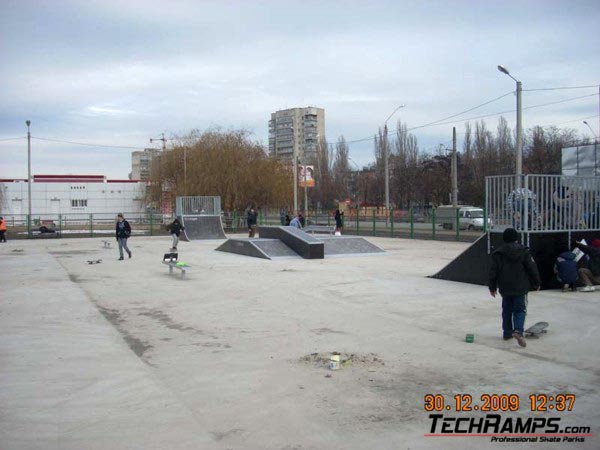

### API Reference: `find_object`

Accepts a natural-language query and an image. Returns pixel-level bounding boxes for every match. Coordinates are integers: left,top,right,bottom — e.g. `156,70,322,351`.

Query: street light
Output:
497,65,523,180
583,121,598,139
383,104,406,213
26,120,32,234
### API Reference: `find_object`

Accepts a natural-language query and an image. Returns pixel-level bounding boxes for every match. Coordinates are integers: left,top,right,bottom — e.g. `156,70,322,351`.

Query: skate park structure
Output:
176,196,226,240
216,226,385,260
433,174,600,289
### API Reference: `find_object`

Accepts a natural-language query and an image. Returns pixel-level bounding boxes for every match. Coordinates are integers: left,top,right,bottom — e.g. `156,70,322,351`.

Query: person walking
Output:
115,214,132,260
168,218,185,251
0,216,7,242
284,214,291,226
298,213,305,228
575,239,600,292
334,209,344,234
488,228,541,347
247,208,258,238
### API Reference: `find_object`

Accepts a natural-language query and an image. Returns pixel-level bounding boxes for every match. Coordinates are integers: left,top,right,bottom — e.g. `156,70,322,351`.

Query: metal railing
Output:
486,174,600,233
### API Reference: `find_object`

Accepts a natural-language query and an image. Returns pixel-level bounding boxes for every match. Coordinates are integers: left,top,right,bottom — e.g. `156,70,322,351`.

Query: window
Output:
71,199,88,208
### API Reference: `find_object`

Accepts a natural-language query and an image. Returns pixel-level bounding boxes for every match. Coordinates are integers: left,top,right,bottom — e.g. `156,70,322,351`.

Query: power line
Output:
408,92,598,130
407,91,515,132
32,136,145,150
523,84,599,92
0,136,25,142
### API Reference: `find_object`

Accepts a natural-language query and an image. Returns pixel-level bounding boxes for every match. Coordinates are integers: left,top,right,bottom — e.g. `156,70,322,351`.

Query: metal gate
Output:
175,196,221,216
485,174,600,251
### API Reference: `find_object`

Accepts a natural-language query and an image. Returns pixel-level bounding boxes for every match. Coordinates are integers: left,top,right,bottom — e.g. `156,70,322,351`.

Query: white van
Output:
436,205,490,231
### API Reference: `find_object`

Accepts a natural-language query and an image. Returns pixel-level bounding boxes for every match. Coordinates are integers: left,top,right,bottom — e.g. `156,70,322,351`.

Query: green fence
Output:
1,213,169,239
224,208,486,243
2,208,486,243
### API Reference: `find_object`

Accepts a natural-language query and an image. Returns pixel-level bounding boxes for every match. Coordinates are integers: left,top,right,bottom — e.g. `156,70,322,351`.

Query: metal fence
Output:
176,196,221,216
2,207,488,243
486,174,600,233
1,212,169,239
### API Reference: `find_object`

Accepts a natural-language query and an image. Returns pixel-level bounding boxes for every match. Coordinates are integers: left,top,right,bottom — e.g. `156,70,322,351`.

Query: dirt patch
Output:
97,305,153,360
310,328,347,335
300,352,384,369
137,309,203,334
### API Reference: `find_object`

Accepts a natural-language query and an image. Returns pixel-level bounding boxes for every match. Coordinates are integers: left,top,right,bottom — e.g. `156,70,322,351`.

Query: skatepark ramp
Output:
216,226,385,260
432,230,600,289
179,215,226,241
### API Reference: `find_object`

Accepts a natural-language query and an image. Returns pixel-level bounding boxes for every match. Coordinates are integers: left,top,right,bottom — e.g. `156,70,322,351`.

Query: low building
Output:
0,174,147,219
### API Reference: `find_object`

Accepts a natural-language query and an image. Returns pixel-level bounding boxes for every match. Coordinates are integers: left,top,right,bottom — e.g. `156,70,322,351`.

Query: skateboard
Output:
87,259,102,265
163,252,178,262
524,321,549,338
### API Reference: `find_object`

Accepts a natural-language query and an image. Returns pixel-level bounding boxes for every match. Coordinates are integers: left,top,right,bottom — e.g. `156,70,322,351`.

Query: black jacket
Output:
247,211,258,227
116,220,131,239
489,242,541,296
169,221,184,236
575,242,600,276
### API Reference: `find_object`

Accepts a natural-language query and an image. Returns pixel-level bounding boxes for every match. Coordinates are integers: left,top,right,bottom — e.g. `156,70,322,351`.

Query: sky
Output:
1,0,599,179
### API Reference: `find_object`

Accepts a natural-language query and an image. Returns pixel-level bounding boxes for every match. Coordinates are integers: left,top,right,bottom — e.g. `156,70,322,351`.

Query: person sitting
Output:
575,239,600,292
553,246,578,292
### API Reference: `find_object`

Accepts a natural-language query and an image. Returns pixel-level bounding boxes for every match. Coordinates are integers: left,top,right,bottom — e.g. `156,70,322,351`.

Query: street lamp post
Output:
26,120,32,234
583,120,598,140
497,65,523,182
383,104,406,214
291,126,298,214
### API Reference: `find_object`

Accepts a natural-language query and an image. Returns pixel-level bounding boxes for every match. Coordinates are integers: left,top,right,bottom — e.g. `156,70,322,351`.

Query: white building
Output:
0,174,147,219
268,107,325,161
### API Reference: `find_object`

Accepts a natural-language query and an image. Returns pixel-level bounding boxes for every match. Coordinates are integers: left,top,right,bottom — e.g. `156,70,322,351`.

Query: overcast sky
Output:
1,0,599,178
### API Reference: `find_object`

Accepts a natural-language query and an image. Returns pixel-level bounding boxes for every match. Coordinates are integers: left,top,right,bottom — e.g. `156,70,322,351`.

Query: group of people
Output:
553,239,600,292
247,208,345,236
489,227,600,348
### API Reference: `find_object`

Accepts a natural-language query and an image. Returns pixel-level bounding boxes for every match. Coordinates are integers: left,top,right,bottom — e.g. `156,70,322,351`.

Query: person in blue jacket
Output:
553,246,578,292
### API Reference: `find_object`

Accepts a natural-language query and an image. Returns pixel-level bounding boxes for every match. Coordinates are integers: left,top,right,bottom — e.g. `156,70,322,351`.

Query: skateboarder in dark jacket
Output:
168,218,185,250
488,228,541,347
115,214,132,260
247,208,258,237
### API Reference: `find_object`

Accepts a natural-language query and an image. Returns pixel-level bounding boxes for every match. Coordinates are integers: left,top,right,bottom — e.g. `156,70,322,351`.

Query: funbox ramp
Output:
215,226,385,260
178,215,226,241
431,230,600,289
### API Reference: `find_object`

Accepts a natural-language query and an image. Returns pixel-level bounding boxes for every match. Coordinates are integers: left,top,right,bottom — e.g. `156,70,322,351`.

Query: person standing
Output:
115,214,132,260
575,239,600,292
168,218,185,251
289,214,302,229
298,213,305,228
334,209,344,233
488,228,541,347
284,214,291,226
247,208,258,238
0,216,7,242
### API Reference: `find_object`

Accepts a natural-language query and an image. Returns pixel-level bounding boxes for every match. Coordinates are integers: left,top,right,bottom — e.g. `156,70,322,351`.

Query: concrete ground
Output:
1,235,598,450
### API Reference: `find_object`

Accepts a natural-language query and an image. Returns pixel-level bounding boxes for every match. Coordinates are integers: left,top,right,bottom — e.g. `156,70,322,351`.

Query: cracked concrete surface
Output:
1,235,599,449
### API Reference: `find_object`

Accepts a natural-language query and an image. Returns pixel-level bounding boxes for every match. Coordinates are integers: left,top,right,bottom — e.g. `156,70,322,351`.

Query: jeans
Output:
118,238,131,258
502,295,527,336
171,233,179,249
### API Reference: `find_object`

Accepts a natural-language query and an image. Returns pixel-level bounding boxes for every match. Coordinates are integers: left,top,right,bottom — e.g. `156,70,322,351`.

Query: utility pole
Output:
292,126,298,213
26,120,32,234
383,104,406,215
516,80,523,179
452,127,458,207
303,146,308,219
150,132,166,151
